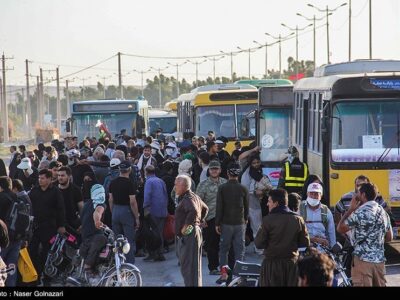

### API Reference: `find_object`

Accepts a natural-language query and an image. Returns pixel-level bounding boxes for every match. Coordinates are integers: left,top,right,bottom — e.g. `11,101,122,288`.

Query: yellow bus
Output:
164,100,177,112
177,84,258,153
293,60,400,229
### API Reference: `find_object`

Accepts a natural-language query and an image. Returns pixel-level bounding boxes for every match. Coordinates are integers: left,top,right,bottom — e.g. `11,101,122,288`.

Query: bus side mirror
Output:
240,118,249,137
66,119,71,133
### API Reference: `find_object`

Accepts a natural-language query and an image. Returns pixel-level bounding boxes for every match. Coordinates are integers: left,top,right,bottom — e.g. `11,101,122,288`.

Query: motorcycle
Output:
220,261,261,287
313,242,352,287
66,226,142,287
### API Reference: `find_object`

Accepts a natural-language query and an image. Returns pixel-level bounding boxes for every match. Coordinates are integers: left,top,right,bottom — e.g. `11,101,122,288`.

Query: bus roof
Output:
314,59,400,77
190,83,257,93
234,79,293,88
295,60,400,92
149,109,177,118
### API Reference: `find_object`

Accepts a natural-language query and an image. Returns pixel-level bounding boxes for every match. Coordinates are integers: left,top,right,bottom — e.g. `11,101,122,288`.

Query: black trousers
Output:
202,218,235,271
80,234,107,268
28,228,55,285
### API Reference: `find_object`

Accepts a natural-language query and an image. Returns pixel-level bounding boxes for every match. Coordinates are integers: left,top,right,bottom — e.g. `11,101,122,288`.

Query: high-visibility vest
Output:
284,161,308,187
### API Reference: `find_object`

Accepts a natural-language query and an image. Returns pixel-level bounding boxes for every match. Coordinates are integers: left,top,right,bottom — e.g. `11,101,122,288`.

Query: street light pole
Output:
281,23,312,79
297,13,325,69
186,59,207,88
151,66,169,108
265,32,294,77
168,62,187,98
349,0,352,61
220,51,235,82
308,2,347,64
254,40,268,78
133,69,151,97
369,0,372,59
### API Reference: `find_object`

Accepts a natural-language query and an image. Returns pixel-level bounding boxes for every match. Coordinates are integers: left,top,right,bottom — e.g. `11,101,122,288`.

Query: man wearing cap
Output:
196,160,228,275
299,182,336,248
278,146,309,195
109,160,140,265
14,157,38,191
215,163,249,283
66,149,94,189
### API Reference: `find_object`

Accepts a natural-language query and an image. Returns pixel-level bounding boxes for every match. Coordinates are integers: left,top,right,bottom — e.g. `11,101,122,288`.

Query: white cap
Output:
17,158,32,170
150,141,160,150
110,158,121,168
166,142,177,149
215,140,224,144
307,182,323,194
66,149,80,158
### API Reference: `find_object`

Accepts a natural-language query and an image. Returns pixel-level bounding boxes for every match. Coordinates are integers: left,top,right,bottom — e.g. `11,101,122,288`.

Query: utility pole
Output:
36,76,40,127
39,68,44,127
118,52,123,98
25,59,32,138
66,80,70,117
56,67,61,131
349,0,352,61
1,54,10,142
369,0,372,59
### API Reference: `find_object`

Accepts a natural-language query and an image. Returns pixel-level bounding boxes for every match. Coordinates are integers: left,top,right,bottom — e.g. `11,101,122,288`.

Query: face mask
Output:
151,149,157,155
306,197,320,207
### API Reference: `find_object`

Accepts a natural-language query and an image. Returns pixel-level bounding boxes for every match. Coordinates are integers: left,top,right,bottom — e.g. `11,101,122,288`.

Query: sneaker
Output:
209,269,220,275
215,276,227,284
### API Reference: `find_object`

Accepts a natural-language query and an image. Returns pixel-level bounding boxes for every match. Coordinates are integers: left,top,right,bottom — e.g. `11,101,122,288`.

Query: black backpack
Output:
5,195,34,241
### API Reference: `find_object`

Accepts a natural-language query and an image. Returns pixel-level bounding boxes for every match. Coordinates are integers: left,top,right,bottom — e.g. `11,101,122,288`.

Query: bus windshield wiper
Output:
376,112,400,165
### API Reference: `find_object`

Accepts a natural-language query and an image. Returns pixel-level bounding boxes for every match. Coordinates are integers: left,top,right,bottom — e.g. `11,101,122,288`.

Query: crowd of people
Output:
0,128,394,287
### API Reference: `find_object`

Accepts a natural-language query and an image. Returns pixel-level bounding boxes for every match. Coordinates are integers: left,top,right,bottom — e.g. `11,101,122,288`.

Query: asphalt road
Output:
134,243,400,287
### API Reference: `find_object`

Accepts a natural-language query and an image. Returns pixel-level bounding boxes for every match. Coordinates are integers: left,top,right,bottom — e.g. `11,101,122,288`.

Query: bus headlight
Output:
122,241,131,255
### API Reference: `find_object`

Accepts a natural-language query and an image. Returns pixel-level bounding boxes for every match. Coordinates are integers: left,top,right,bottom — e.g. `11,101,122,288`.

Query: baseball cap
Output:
119,160,131,170
208,160,221,169
215,140,224,145
307,182,323,194
286,146,299,155
110,158,121,168
227,163,241,176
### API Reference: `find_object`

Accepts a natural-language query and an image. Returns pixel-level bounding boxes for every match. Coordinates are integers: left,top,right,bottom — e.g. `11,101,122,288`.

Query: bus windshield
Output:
196,105,235,138
259,108,291,162
149,117,177,134
332,100,400,163
72,113,137,140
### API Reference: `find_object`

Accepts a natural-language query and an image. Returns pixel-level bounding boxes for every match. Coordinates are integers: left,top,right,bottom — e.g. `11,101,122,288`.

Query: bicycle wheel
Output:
100,264,142,287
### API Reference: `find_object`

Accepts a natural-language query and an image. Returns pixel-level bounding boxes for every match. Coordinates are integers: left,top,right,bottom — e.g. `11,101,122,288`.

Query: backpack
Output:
299,200,329,232
5,195,34,241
